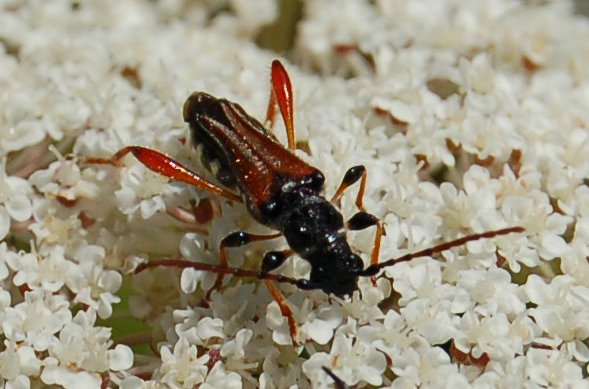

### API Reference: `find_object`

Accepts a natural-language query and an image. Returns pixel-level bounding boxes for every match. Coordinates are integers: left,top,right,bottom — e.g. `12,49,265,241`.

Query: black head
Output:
308,251,364,297
279,195,366,297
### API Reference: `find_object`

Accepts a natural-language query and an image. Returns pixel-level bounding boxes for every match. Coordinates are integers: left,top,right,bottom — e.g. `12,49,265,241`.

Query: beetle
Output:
86,60,523,344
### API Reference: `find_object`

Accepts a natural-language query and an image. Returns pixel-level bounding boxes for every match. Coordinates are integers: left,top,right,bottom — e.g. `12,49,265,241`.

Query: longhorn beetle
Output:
86,60,524,345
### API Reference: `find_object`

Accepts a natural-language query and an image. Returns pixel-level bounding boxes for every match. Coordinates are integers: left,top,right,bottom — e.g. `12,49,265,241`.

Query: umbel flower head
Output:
0,0,588,387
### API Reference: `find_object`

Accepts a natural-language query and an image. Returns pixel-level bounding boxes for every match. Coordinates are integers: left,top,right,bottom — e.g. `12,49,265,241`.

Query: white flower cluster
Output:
1,0,588,387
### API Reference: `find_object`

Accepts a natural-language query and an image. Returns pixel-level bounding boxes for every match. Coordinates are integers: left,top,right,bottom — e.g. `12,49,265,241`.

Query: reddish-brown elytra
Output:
85,60,524,345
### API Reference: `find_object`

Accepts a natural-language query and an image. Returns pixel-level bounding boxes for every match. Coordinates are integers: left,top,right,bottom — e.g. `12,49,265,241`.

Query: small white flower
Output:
357,310,410,355
67,246,122,319
454,311,520,362
170,283,260,347
391,344,464,388
115,164,171,219
341,276,390,322
229,0,277,35
0,96,46,154
526,348,584,387
4,375,31,389
525,275,589,345
158,338,209,388
176,316,225,345
2,289,71,351
462,53,496,95
108,344,134,371
298,297,344,345
303,327,387,387
6,245,75,292
387,259,461,344
0,342,22,382
41,357,101,389
129,267,182,320
220,328,252,360
259,345,306,388
0,158,33,240
457,268,526,316
0,242,16,283
29,209,86,250
178,233,218,294
118,375,145,389
475,356,528,388
200,362,242,389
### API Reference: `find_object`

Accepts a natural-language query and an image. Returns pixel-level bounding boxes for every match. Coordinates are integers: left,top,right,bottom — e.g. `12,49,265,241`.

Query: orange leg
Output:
334,165,381,280
370,222,385,267
264,79,278,129
84,146,241,202
264,279,299,346
346,211,385,285
364,220,385,286
135,257,305,345
331,165,367,212
265,60,296,151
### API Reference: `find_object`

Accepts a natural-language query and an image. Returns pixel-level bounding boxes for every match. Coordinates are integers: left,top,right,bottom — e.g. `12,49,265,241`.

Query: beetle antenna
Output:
137,227,524,288
360,226,525,276
135,259,301,286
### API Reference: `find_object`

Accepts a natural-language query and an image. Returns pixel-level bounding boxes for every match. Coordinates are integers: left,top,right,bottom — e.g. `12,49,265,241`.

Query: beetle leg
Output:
261,249,294,273
330,165,367,212
369,222,385,268
135,257,306,343
264,279,299,346
84,146,242,202
347,212,385,267
189,198,218,224
264,77,278,129
347,212,385,284
205,231,282,300
266,60,296,151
